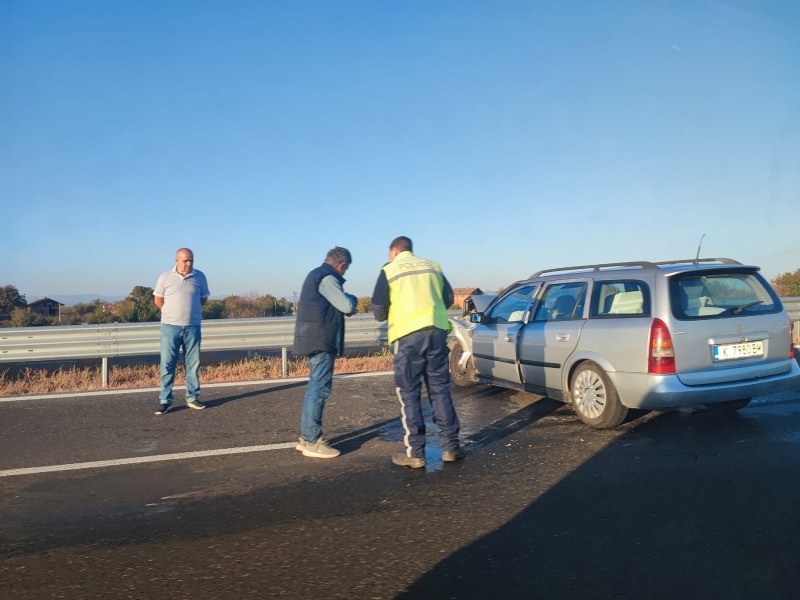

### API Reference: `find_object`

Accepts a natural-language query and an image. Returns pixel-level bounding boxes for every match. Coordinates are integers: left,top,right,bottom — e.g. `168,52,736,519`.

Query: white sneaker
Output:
302,438,340,459
295,437,306,452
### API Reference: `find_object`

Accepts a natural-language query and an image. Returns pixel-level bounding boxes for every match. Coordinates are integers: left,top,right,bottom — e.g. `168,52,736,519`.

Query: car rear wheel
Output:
705,398,751,411
570,362,627,429
448,339,476,387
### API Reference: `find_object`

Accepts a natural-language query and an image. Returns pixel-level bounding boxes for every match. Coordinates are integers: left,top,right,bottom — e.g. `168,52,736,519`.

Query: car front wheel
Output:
448,339,476,387
570,362,627,429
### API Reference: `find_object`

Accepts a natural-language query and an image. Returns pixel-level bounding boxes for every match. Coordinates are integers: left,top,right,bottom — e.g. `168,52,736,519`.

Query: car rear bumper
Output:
609,360,800,409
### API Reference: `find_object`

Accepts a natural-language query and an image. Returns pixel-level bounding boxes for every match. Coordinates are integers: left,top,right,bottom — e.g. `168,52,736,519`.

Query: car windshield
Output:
671,272,779,319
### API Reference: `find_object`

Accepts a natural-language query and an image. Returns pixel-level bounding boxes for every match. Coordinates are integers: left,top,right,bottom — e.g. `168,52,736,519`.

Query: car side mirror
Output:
470,313,483,324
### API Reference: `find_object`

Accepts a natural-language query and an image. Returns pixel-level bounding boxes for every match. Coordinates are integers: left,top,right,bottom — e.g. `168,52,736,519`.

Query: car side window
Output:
592,280,650,317
532,282,588,322
486,285,537,324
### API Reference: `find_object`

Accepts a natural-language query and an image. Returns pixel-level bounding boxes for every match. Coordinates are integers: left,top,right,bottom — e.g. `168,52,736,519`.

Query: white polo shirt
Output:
154,268,210,326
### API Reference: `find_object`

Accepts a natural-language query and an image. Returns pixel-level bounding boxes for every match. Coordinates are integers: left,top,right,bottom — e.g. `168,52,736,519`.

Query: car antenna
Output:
694,233,706,265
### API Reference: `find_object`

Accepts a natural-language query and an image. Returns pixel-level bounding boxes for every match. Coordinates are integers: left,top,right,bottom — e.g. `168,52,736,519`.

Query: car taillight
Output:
648,318,675,374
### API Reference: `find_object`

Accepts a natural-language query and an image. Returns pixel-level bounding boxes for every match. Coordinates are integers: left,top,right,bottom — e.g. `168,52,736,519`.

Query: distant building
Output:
27,297,63,318
452,287,483,313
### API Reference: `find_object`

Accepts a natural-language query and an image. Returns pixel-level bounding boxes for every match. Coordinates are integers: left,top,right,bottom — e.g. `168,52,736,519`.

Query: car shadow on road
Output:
397,406,800,599
329,387,563,459
463,396,564,453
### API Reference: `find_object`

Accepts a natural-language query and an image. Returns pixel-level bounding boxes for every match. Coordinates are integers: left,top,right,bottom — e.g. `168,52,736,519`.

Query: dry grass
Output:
0,349,394,397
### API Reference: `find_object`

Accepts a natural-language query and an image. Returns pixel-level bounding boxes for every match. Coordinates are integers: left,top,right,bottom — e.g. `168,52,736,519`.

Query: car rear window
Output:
670,271,780,320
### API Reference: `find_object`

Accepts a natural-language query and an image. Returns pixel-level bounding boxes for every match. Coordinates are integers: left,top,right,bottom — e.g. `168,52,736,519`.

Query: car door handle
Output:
555,334,569,342
505,336,513,342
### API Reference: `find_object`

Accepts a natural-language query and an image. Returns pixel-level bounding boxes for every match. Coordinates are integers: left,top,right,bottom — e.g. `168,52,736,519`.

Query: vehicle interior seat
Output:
600,288,619,314
681,283,709,316
607,290,644,314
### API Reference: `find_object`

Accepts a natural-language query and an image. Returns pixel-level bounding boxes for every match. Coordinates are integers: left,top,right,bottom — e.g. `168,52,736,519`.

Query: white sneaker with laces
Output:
302,438,340,459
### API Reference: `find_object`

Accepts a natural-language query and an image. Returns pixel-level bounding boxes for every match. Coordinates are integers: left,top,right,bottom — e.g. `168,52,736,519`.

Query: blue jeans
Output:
300,351,336,443
160,324,202,404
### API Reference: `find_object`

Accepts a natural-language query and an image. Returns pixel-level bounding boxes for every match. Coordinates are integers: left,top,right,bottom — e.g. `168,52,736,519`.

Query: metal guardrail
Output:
783,297,800,345
0,301,797,385
0,315,387,363
0,315,390,386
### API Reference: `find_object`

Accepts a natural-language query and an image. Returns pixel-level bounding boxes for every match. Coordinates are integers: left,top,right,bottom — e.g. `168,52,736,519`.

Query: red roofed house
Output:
451,287,483,313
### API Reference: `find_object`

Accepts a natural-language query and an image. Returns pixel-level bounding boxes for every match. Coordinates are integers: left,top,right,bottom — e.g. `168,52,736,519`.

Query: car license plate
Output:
713,341,764,361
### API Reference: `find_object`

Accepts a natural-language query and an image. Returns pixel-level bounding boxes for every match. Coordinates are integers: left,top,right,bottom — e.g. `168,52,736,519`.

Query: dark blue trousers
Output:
393,327,461,459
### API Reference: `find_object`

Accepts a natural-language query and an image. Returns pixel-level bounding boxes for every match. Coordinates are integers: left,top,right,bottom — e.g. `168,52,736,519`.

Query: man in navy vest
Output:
293,247,357,458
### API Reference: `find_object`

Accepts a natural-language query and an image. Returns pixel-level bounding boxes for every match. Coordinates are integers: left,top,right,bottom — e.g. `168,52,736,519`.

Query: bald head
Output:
175,248,194,276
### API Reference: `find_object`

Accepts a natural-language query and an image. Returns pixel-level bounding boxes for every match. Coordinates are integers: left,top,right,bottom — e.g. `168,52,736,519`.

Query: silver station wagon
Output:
449,258,800,428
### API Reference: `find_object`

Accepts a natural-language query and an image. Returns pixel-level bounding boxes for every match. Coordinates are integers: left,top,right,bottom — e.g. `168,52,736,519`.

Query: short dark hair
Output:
326,246,352,265
390,236,412,253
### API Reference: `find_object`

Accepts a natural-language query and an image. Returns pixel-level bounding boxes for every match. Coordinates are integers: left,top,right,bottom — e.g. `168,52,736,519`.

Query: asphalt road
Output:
1,374,799,599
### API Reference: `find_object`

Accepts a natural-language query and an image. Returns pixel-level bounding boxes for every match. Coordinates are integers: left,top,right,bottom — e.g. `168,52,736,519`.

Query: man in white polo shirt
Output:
153,248,210,414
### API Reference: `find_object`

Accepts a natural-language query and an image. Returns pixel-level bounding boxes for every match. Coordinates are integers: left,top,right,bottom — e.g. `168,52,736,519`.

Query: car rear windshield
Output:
670,270,781,320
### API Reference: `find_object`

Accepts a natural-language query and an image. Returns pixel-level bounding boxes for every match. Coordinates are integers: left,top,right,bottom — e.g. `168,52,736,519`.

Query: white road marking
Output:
0,371,393,478
0,442,297,478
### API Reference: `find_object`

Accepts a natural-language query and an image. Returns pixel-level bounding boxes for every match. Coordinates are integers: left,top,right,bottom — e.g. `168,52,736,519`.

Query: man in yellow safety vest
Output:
371,236,464,469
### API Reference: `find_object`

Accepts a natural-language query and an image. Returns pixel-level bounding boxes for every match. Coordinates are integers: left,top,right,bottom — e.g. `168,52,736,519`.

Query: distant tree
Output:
58,306,78,325
202,300,225,320
116,286,160,323
71,299,115,324
223,294,262,318
771,269,800,297
73,300,98,317
0,284,27,317
8,307,54,327
257,294,277,316
256,294,291,316
130,285,155,305
275,296,292,316
356,296,372,314
221,293,292,318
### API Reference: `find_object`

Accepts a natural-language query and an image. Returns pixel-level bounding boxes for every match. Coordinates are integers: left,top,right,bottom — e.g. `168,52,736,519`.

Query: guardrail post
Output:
101,357,109,388
281,347,288,379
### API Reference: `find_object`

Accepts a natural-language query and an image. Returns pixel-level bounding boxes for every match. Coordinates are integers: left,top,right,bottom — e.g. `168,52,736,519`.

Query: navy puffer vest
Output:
293,263,346,356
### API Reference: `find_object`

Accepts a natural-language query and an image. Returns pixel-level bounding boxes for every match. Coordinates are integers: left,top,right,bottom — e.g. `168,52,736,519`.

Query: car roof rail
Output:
529,261,658,278
529,258,745,279
654,257,742,267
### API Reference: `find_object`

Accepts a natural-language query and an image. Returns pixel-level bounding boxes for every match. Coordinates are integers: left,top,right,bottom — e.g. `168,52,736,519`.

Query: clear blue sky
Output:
2,0,798,302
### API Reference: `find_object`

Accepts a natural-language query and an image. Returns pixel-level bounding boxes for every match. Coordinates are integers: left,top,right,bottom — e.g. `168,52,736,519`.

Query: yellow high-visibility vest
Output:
383,251,451,343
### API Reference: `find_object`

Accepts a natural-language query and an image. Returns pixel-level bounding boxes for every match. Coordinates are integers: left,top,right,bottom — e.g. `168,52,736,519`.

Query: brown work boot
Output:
392,452,425,469
442,446,466,462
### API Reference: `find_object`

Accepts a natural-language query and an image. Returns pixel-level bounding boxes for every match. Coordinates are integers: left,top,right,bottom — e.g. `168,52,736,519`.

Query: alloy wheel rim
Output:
573,369,606,419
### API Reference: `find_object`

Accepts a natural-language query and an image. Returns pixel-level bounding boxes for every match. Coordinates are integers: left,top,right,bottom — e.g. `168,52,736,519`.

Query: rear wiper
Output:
732,300,763,315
